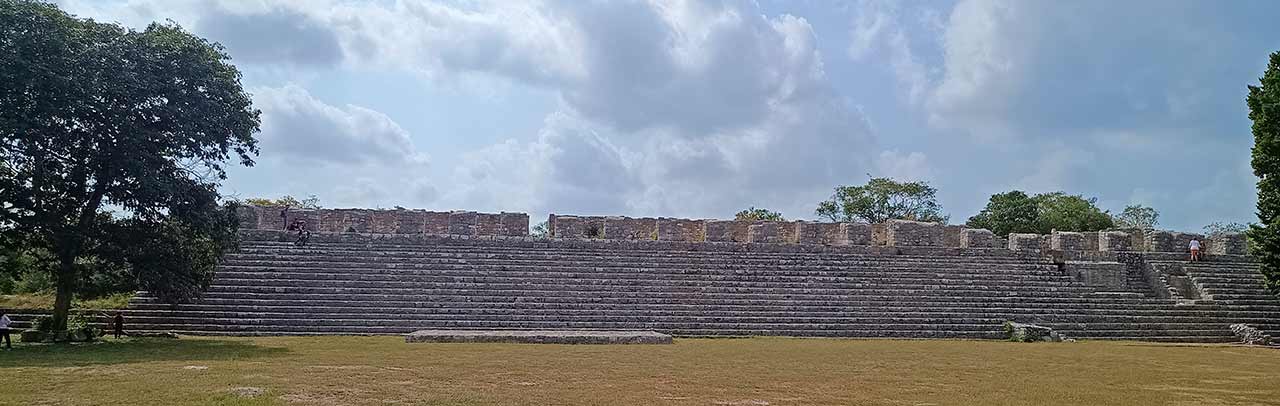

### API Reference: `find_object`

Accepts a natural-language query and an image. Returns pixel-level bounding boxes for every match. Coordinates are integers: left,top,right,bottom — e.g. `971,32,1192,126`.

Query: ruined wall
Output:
748,221,798,244
1051,232,1086,251
657,218,706,242
1146,231,1205,253
844,223,874,246
549,215,607,239
960,228,996,248
1079,231,1100,251
885,220,943,247
797,222,846,245
605,217,658,240
706,220,753,243
871,224,888,246
1209,234,1248,255
942,225,964,248
240,206,528,236
1008,234,1043,251
1099,231,1133,251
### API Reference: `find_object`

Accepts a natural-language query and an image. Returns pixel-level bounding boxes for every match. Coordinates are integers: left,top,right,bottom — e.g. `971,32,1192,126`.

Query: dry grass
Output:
0,336,1277,406
0,292,133,310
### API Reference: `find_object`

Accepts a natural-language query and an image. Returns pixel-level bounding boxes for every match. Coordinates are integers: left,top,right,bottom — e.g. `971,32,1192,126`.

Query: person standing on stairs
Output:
1189,238,1202,262
0,311,12,349
113,312,125,339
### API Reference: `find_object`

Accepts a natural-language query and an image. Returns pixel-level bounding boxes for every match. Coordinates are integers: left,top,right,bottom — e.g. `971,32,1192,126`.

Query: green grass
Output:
0,336,1276,406
0,292,133,310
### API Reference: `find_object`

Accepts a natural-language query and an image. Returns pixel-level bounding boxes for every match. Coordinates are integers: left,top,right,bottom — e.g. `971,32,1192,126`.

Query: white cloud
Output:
253,84,428,167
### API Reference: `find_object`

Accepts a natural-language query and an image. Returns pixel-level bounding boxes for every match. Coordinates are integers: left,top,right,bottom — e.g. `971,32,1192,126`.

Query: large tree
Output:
966,191,1113,235
965,191,1039,237
1112,204,1159,229
816,177,947,223
735,207,785,222
1248,50,1280,293
0,1,260,330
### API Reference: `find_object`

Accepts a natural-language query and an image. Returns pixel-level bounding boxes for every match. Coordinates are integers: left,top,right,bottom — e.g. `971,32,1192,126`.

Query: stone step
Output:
206,278,1098,293
214,267,1080,283
236,243,1041,261
222,258,1063,275
191,287,1104,300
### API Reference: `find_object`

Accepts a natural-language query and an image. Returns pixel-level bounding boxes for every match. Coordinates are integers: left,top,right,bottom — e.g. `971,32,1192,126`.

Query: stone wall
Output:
885,220,943,247
942,225,964,248
605,217,658,240
1008,233,1043,251
657,218,706,242
960,228,996,248
797,222,846,245
871,224,888,246
705,220,752,243
748,221,798,244
239,205,528,236
1099,231,1132,251
1146,231,1205,253
1079,231,1100,251
1063,261,1126,291
1209,233,1248,255
1050,232,1086,251
845,223,874,246
549,215,607,239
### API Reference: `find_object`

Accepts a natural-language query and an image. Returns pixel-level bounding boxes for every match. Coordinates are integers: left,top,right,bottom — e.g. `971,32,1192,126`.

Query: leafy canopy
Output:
0,1,260,329
965,191,1114,236
1112,204,1159,229
1247,50,1280,293
244,195,321,209
735,207,785,222
816,177,947,223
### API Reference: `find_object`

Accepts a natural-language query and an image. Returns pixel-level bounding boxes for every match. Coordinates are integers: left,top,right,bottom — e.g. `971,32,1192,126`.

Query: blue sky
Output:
56,0,1280,231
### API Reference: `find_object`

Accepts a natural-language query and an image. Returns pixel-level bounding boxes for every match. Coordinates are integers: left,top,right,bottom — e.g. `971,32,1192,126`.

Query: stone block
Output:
1230,324,1272,346
1004,322,1054,342
942,225,964,248
368,210,400,234
748,221,798,244
1008,234,1043,251
235,205,260,229
1063,261,1126,290
656,218,705,242
605,217,657,240
474,213,504,235
424,211,451,234
1099,231,1132,251
1208,233,1248,255
550,215,606,239
1051,232,1086,251
959,228,996,248
884,220,943,247
871,223,888,246
797,222,846,245
394,211,426,234
499,212,530,236
447,211,478,235
1146,231,1205,253
705,220,752,243
1079,231,1100,251
844,223,873,246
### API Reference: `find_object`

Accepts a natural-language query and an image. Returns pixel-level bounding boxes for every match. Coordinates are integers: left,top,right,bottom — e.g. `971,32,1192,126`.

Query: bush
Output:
32,315,54,332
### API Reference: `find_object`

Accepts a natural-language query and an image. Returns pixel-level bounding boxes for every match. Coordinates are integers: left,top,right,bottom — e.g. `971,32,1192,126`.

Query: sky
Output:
53,0,1280,232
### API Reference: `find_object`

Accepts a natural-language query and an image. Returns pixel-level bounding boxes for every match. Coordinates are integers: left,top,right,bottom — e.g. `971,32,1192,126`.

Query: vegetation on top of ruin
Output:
815,177,948,224
966,191,1115,236
0,1,259,330
243,195,322,210
735,207,786,222
1112,204,1160,230
1248,50,1280,293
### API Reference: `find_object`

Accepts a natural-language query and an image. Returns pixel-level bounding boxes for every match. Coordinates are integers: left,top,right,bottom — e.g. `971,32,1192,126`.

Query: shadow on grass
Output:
0,338,290,368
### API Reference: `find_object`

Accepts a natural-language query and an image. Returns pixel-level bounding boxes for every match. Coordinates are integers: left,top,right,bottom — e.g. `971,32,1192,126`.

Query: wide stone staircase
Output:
100,233,1280,342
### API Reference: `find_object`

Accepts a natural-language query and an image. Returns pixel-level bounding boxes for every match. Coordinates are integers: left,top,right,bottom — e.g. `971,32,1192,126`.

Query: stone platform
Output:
405,330,674,344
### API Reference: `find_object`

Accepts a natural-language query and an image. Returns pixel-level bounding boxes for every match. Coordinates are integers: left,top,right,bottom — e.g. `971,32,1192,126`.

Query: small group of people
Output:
1189,238,1202,262
0,311,123,349
281,207,311,246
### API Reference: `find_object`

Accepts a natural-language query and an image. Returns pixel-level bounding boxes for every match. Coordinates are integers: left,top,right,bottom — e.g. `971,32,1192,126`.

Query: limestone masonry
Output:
16,205,1259,343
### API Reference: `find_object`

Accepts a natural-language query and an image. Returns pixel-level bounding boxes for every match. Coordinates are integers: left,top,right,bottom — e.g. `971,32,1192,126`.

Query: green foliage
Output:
815,177,947,224
32,315,54,332
1034,192,1114,233
966,191,1113,235
243,195,321,209
0,1,260,329
1113,204,1159,230
530,221,549,238
1248,50,1280,293
735,207,785,222
965,191,1039,237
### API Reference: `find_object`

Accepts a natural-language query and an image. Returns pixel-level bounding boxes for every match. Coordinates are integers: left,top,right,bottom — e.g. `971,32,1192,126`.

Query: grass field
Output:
0,336,1276,406
0,292,133,310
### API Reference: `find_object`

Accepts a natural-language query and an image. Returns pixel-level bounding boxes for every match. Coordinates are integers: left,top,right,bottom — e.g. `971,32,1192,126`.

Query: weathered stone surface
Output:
1229,323,1272,345
393,211,426,234
885,220,943,247
959,228,996,248
797,222,846,245
1209,233,1248,255
1146,231,1205,253
447,211,479,235
1008,234,1043,251
405,330,673,344
605,217,657,240
1099,231,1133,251
549,215,607,239
705,220,752,243
474,213,505,236
1004,321,1054,342
424,211,451,234
1063,261,1126,290
1079,231,1100,251
942,225,964,248
870,223,888,246
1051,232,1086,251
748,221,798,244
844,223,873,246
656,218,705,242
237,206,527,236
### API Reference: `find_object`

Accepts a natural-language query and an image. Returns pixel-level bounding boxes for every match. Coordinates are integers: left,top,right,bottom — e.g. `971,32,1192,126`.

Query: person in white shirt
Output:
1189,239,1202,262
0,312,11,349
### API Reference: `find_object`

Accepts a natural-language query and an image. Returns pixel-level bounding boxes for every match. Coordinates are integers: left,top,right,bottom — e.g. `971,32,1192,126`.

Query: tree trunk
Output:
51,255,77,332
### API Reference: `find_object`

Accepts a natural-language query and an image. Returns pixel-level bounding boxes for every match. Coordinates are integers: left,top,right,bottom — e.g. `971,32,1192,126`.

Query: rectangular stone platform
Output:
405,330,673,344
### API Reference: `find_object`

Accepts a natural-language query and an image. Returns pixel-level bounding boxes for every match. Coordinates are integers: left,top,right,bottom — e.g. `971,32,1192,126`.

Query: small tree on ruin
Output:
0,1,260,330
1112,204,1159,230
734,207,785,222
965,191,1039,237
815,177,947,224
